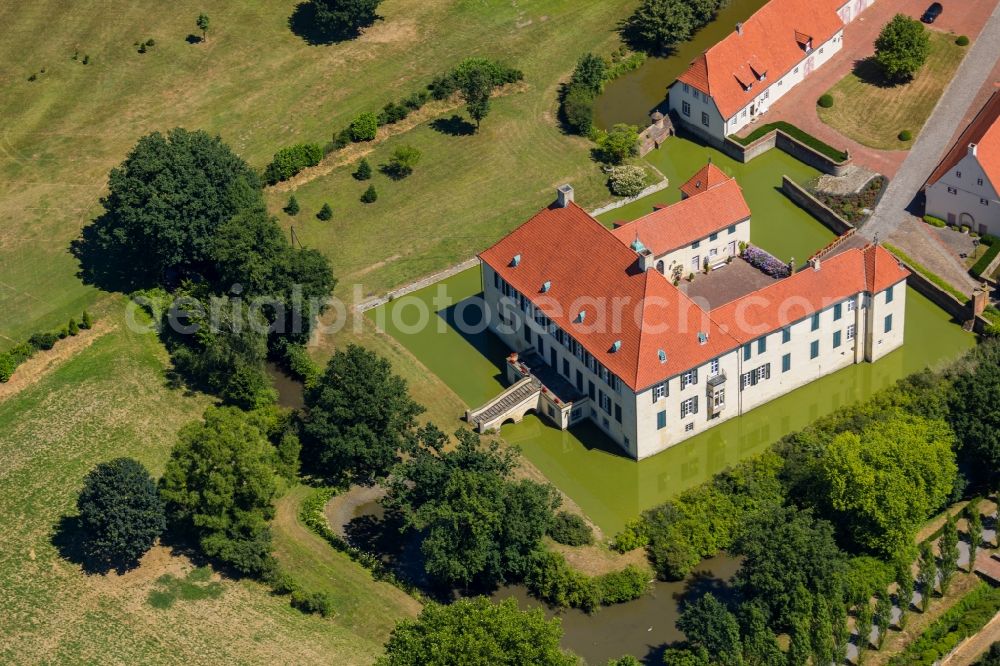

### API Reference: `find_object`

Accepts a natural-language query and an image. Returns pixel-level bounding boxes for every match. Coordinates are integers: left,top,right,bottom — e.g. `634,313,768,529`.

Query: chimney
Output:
789,257,796,275
969,142,978,157
972,283,989,317
651,111,665,128
736,22,743,36
811,257,821,271
556,184,574,208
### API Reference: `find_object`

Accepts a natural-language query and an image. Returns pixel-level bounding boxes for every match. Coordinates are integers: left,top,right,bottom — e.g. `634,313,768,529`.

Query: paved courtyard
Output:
676,257,780,310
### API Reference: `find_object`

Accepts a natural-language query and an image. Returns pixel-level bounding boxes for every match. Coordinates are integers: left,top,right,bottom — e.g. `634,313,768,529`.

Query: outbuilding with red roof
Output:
668,0,854,142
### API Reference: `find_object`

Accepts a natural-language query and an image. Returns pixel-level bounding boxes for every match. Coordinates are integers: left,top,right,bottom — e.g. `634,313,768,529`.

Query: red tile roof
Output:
610,176,751,257
479,202,739,391
677,0,844,120
479,198,907,392
926,90,1000,191
679,162,731,198
711,245,908,340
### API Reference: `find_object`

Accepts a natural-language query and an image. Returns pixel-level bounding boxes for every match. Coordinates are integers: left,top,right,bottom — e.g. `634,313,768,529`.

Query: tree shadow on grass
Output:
430,115,476,137
288,2,377,46
69,217,158,295
51,514,142,576
852,57,908,89
185,34,203,45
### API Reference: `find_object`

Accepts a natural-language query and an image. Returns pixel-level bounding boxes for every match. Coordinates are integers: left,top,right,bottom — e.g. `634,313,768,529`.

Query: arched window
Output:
656,260,665,274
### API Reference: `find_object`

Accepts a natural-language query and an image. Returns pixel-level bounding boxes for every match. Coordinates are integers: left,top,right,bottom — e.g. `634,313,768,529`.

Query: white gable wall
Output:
926,151,1000,236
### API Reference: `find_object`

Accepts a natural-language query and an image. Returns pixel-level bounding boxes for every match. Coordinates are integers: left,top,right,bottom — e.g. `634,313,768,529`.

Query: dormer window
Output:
541,280,551,293
511,254,521,267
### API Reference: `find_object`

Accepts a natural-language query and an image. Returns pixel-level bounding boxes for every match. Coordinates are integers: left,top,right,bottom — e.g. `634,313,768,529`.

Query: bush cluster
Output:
956,35,970,46
525,549,649,612
290,590,336,617
0,310,93,382
742,244,791,278
263,143,324,185
898,129,913,141
607,165,647,197
818,94,834,108
923,214,947,228
428,58,523,101
547,511,594,546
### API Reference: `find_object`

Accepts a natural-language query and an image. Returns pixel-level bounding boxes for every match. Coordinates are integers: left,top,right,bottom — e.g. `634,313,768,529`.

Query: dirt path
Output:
0,319,114,402
943,611,1000,665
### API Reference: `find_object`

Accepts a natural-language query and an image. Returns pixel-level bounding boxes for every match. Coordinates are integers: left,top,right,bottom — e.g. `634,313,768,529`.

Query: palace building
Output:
469,169,908,460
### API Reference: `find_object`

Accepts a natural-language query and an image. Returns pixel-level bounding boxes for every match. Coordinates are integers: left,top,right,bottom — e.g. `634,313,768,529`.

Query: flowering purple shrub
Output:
742,245,790,278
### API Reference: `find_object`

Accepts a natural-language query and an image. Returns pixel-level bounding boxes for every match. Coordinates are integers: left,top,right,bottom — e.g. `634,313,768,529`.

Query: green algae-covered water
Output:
370,267,973,535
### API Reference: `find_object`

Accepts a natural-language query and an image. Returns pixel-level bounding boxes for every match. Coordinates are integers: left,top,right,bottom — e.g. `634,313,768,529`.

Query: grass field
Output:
817,30,966,150
0,0,634,347
0,302,423,663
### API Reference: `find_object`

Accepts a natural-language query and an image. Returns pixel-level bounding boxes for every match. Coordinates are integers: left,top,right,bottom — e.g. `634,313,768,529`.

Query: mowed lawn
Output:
817,30,966,150
0,0,632,346
0,300,417,664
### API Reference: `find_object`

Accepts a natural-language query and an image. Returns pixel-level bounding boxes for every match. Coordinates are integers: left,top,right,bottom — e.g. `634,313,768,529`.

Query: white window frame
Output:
653,382,667,401
846,324,856,341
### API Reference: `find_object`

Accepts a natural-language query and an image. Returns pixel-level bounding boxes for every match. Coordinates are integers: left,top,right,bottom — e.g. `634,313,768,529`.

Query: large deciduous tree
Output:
377,597,577,666
159,407,279,576
874,14,930,81
384,427,559,589
301,344,424,484
677,593,742,666
309,0,383,40
732,504,845,629
91,128,263,282
461,66,492,130
948,341,1000,486
815,412,956,557
76,458,165,570
621,0,697,54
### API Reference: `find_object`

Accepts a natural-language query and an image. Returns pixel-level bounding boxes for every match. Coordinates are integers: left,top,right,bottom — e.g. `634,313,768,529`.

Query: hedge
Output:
972,241,1000,277
883,243,969,302
923,215,947,228
730,121,849,162
263,143,323,185
888,583,1000,665
1,312,94,383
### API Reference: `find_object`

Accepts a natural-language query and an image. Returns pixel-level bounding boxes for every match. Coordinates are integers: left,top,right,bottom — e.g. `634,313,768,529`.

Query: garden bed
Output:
808,174,887,225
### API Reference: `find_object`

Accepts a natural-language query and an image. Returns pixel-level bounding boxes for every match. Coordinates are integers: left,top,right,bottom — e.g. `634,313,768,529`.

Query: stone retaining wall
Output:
589,178,671,217
676,122,850,175
781,176,855,235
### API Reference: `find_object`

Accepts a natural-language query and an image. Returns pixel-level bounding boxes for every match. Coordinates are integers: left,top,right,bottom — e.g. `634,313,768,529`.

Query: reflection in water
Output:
266,362,305,409
593,0,772,128
372,267,973,534
494,554,741,665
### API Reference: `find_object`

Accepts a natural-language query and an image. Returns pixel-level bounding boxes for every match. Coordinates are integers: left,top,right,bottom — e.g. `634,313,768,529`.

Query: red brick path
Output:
742,0,1000,178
